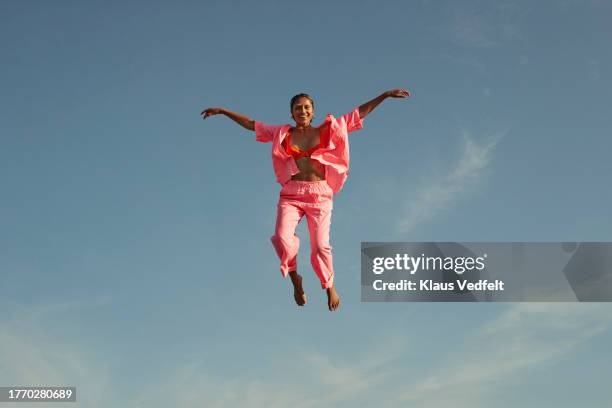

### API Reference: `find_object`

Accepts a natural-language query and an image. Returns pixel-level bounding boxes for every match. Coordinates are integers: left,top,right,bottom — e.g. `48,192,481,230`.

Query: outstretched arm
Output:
358,88,410,119
201,107,255,131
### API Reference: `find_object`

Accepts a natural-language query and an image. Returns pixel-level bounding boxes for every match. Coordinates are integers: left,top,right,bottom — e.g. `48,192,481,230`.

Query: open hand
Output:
201,107,223,119
385,88,410,98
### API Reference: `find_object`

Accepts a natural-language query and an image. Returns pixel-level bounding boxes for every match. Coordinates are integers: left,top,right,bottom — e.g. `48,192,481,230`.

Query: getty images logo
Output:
371,253,488,275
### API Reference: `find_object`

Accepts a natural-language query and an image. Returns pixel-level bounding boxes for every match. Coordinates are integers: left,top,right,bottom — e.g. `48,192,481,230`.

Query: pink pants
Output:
270,180,335,289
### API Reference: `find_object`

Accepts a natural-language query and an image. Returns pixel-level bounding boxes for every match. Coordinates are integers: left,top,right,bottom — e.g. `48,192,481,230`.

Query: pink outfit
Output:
254,107,364,194
272,180,334,288
255,108,364,289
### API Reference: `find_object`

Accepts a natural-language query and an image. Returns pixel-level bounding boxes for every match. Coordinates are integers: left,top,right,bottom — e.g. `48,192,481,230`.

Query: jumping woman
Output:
201,88,410,311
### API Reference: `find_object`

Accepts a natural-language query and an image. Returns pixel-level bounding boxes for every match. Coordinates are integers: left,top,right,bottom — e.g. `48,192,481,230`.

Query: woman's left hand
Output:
385,88,411,98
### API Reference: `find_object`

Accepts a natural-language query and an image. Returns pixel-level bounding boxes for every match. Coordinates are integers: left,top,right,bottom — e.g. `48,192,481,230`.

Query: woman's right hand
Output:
200,107,255,130
385,88,410,98
201,107,224,120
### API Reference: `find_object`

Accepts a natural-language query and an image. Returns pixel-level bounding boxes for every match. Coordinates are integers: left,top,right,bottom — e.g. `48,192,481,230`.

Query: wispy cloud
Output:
129,335,411,408
0,297,415,408
126,302,612,408
397,131,503,234
421,3,528,74
0,297,113,408
451,10,499,48
296,335,408,408
129,364,301,408
11,296,112,324
5,299,610,408
440,4,529,49
393,303,612,407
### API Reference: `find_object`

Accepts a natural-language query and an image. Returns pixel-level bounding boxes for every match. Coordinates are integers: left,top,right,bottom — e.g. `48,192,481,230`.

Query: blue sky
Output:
1,0,611,406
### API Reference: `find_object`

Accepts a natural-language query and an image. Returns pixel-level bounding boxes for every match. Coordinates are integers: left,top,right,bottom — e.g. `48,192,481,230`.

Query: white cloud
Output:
0,298,114,408
124,302,612,408
392,303,612,407
7,298,609,408
397,131,503,234
0,297,417,408
128,335,411,408
444,4,529,49
451,11,498,48
296,336,408,408
129,365,301,408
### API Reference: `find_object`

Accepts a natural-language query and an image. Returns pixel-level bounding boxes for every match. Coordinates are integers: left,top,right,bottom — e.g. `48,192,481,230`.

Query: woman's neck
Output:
294,124,313,131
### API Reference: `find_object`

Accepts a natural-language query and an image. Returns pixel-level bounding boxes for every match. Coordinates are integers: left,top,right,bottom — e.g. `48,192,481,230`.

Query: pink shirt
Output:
254,107,364,194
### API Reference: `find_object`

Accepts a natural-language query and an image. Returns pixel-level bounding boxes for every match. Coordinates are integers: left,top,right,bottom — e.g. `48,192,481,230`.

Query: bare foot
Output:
289,271,307,306
326,285,340,311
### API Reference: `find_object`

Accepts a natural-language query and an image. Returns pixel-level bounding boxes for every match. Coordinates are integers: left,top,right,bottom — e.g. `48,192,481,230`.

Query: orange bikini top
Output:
283,132,326,159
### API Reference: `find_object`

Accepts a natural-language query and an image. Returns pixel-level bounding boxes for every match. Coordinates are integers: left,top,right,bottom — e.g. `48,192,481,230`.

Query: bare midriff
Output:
288,127,326,181
292,157,325,180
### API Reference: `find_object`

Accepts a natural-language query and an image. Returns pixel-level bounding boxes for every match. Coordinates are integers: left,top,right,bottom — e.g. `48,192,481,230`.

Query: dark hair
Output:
290,93,315,111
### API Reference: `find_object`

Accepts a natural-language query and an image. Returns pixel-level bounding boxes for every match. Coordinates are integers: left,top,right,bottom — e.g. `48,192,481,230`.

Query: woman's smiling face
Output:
291,96,315,127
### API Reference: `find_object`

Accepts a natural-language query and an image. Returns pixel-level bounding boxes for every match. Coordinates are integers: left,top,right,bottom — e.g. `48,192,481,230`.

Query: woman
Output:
201,88,410,311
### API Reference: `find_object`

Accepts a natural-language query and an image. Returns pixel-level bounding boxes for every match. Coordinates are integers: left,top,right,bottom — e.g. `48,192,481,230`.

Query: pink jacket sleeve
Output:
341,107,364,134
254,121,280,143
